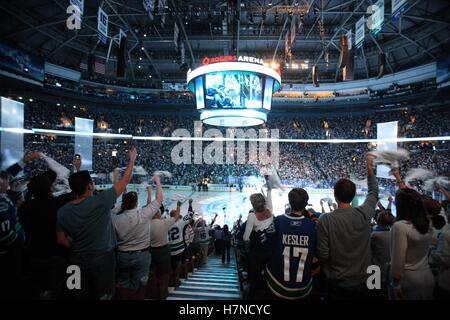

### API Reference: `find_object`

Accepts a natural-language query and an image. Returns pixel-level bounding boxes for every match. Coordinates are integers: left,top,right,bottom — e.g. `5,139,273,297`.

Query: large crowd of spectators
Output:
22,100,449,191
1,98,448,301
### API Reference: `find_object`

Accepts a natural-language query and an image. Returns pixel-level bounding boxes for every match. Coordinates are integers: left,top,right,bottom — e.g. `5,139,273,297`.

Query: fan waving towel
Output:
423,176,449,192
404,168,435,184
369,148,410,168
153,170,172,178
404,168,449,191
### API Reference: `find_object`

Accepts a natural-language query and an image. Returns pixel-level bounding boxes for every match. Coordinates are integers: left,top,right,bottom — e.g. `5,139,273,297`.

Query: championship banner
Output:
97,7,108,44
174,22,179,48
70,0,83,22
392,0,408,20
143,0,154,20
346,29,353,50
371,0,384,36
355,16,365,49
290,16,297,46
119,29,127,47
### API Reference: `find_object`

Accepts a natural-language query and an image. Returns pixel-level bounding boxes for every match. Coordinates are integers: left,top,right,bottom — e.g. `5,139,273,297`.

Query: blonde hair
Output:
250,193,266,212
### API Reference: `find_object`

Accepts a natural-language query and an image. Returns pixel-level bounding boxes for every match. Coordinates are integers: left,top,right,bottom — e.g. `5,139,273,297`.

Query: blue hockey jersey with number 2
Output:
266,214,317,299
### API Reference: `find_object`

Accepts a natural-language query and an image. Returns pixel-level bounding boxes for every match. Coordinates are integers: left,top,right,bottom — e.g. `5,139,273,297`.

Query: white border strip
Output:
0,127,34,134
26,128,450,143
32,128,133,139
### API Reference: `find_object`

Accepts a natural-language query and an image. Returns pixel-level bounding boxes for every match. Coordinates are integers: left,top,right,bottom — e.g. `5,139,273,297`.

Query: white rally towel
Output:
260,164,283,190
111,166,150,182
404,168,449,191
153,170,172,178
404,168,435,184
369,148,410,168
41,154,71,194
423,176,450,192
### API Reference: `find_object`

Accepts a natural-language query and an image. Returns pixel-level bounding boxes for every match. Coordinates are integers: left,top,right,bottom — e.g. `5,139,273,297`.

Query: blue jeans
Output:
116,250,151,289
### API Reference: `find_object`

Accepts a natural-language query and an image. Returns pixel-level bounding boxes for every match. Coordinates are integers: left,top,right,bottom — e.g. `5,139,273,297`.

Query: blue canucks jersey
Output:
266,214,317,299
0,193,25,254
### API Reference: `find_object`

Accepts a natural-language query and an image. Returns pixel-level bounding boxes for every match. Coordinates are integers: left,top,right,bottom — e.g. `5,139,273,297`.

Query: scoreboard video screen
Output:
204,71,263,109
187,60,281,127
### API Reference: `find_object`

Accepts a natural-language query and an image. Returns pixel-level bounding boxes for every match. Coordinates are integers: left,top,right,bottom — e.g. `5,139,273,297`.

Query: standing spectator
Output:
18,170,74,299
56,147,137,300
430,187,450,300
214,226,223,255
390,188,434,300
183,208,195,264
194,214,217,265
316,154,378,300
266,188,317,299
150,201,180,299
0,151,41,300
168,199,193,287
221,225,232,264
244,193,274,299
370,202,395,299
0,170,26,300
112,175,162,300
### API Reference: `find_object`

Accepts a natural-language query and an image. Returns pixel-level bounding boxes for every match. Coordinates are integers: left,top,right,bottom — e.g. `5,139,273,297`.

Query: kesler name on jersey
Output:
282,234,309,247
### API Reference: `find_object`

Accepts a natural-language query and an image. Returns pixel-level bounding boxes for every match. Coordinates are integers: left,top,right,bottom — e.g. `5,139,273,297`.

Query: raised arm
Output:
113,147,137,197
391,168,406,190
152,175,163,205
359,154,379,219
386,195,393,211
438,186,450,201
209,213,218,227
188,198,193,214
146,184,152,205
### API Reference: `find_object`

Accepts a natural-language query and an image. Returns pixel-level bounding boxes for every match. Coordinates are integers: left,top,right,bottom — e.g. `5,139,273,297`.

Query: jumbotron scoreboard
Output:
187,55,281,127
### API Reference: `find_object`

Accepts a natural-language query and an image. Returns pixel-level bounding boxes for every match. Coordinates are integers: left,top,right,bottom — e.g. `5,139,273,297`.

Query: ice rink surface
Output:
129,187,394,227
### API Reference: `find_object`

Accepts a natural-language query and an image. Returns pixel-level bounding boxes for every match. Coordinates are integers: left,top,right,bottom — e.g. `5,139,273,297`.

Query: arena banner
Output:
392,0,408,20
0,97,24,169
70,0,83,22
75,117,93,171
355,16,365,49
371,0,384,36
142,0,154,20
97,7,108,44
376,121,398,179
346,29,353,50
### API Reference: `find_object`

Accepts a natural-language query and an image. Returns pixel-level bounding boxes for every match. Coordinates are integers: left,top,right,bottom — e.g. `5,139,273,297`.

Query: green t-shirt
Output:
57,188,117,252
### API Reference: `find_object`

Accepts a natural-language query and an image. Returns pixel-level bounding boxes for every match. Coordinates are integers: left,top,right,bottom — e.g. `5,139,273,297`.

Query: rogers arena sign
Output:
202,55,265,66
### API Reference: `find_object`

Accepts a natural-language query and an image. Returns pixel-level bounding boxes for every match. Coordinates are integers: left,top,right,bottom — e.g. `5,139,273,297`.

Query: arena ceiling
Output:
0,0,449,85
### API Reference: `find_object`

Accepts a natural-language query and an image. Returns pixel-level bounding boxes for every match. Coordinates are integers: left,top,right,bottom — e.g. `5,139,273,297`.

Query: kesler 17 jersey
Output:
266,214,317,299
